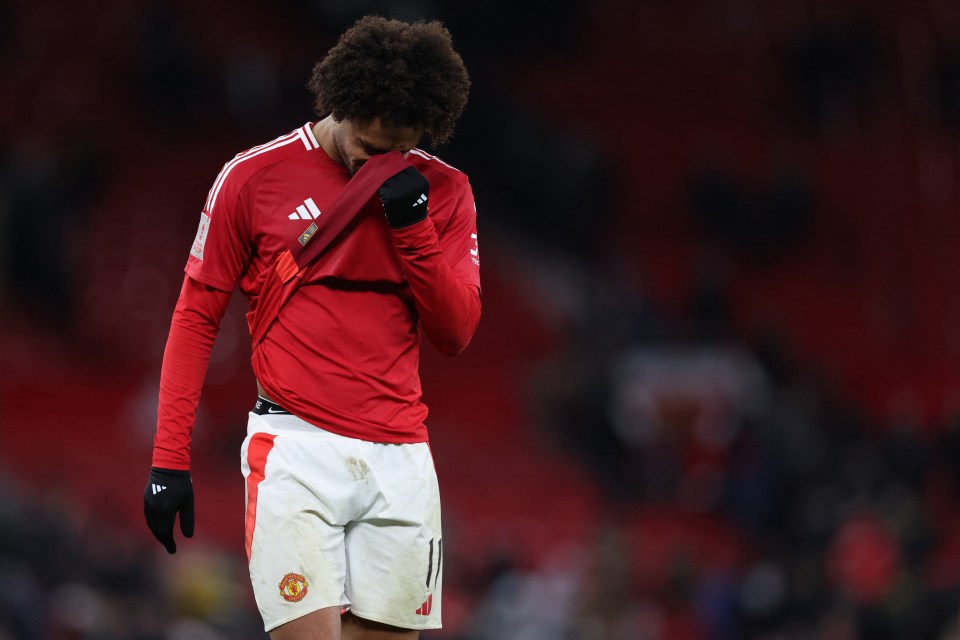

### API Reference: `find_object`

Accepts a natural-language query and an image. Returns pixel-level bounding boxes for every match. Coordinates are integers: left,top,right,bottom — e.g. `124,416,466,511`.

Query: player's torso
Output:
237,151,407,299
235,145,463,302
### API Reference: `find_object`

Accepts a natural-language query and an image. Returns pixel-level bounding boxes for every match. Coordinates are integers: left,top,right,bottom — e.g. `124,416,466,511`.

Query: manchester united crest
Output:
278,572,309,602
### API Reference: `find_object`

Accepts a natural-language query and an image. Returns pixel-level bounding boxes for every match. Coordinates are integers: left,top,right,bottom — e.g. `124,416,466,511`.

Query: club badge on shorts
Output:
278,572,309,602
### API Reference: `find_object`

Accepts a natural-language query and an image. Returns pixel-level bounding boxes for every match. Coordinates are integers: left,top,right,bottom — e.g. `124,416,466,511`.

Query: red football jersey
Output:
184,123,480,443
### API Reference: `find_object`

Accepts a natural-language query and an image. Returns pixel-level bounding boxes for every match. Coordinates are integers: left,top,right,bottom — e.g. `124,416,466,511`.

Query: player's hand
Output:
143,467,195,554
379,166,430,229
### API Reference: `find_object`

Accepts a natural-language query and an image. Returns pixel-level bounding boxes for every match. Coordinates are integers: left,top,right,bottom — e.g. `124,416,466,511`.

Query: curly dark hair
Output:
308,16,470,145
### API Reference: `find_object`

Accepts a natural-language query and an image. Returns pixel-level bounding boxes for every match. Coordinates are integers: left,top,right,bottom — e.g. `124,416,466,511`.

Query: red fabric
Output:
416,593,433,615
392,217,481,356
155,123,480,457
246,152,413,349
827,514,900,604
251,150,480,442
152,276,231,469
245,248,302,352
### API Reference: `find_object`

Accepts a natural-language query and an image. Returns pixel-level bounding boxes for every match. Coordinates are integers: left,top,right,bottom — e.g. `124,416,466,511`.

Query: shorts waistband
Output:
253,397,292,416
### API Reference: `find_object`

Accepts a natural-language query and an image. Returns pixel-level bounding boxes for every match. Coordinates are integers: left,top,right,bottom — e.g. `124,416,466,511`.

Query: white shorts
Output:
240,411,443,632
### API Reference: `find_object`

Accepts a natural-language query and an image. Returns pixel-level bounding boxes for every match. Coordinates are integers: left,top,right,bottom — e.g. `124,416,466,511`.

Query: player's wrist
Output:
386,207,428,229
150,467,191,478
151,450,191,471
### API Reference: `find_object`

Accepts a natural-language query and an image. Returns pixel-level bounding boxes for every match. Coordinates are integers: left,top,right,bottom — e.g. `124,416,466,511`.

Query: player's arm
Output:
152,276,232,469
380,167,481,356
144,276,231,554
145,165,253,553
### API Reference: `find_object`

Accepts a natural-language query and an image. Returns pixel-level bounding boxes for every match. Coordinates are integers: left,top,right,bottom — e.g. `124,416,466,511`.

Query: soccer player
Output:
142,16,479,640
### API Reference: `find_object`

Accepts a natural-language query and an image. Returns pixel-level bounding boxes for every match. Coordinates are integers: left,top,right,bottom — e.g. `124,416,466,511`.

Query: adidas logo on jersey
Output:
412,193,427,207
288,197,323,220
152,484,167,495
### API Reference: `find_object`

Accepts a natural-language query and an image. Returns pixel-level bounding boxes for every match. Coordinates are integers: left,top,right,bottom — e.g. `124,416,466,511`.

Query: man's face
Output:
333,117,423,175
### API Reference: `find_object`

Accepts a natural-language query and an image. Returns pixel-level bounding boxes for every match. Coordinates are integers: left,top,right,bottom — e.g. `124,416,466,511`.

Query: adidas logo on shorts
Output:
415,594,433,615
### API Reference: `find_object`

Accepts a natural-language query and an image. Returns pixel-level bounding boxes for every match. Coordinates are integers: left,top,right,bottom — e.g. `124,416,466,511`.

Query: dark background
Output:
3,0,960,638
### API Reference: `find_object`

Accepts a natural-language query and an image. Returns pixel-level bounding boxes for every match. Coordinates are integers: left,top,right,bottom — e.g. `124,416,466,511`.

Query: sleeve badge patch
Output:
191,211,212,260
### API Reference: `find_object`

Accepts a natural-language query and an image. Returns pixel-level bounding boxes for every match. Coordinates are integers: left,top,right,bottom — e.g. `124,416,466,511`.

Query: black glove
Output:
379,166,430,229
143,467,194,554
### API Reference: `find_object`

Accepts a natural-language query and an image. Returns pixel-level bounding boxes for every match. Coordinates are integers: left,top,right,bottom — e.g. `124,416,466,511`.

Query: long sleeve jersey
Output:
152,123,481,470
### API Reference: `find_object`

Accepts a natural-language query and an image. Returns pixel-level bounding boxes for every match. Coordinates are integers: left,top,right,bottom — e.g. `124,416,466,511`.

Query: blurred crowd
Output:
0,480,264,639
526,268,960,638
4,0,960,638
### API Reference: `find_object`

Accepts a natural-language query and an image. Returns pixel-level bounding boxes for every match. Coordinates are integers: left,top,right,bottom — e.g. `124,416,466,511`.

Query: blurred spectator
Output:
131,3,214,132
690,162,814,266
0,133,105,331
222,47,280,129
0,480,263,639
779,9,889,135
934,40,960,132
447,92,619,262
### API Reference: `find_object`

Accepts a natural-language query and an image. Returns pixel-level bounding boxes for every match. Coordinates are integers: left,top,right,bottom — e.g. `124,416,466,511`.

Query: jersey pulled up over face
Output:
185,123,480,443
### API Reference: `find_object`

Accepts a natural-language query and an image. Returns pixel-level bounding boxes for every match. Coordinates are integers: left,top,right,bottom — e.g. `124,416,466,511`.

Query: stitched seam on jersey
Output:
208,134,301,212
184,263,235,293
204,131,300,210
190,154,308,295
207,133,302,212
409,148,460,173
435,186,469,238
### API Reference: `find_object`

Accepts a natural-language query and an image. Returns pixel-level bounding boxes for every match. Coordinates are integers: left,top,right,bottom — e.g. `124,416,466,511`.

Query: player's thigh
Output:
242,416,358,632
345,442,442,630
249,486,347,630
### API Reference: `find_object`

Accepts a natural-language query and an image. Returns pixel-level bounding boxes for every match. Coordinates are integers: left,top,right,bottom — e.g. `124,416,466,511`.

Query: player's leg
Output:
269,606,342,640
242,414,356,635
341,611,419,639
343,440,443,633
